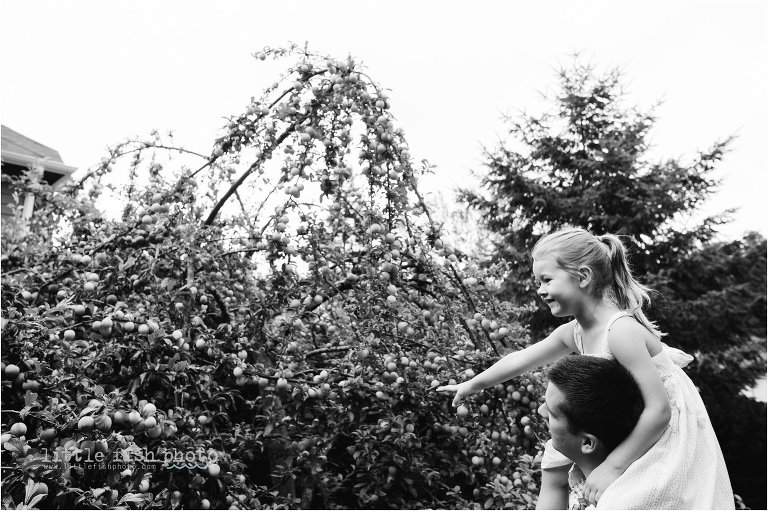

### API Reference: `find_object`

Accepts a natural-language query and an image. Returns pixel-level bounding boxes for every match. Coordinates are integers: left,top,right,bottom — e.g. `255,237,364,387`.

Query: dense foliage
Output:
1,47,553,510
459,61,765,509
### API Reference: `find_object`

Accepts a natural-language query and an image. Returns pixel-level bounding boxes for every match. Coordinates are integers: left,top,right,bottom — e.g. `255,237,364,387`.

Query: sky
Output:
2,0,766,240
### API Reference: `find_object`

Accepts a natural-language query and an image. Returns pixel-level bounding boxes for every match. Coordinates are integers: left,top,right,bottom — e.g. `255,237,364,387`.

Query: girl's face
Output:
532,257,583,317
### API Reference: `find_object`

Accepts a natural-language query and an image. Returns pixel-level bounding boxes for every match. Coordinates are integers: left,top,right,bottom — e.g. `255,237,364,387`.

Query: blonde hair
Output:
532,227,664,337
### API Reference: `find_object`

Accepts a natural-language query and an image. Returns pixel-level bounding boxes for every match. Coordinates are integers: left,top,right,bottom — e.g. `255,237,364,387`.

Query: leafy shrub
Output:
1,46,549,510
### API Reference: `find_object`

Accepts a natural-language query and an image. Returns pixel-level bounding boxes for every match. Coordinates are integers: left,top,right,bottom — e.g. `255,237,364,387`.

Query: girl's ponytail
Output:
599,234,664,337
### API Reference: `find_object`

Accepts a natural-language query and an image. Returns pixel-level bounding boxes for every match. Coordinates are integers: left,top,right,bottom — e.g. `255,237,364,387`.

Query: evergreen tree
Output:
459,61,766,509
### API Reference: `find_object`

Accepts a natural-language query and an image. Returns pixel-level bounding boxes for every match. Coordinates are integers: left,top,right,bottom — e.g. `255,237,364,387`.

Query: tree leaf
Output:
118,493,150,505
20,455,46,472
26,493,45,508
122,256,136,272
24,480,48,505
23,392,38,407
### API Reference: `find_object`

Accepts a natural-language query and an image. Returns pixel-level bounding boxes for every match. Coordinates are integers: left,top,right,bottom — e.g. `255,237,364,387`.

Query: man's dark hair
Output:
546,355,645,451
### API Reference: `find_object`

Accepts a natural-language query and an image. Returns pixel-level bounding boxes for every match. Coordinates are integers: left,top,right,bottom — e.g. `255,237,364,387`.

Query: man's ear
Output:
576,266,594,289
580,433,599,454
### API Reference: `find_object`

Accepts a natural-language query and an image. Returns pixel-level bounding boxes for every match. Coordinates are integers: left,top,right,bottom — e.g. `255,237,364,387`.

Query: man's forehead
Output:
545,382,564,409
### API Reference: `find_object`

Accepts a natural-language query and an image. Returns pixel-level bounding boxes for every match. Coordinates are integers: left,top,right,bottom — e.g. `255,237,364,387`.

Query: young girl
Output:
437,227,734,509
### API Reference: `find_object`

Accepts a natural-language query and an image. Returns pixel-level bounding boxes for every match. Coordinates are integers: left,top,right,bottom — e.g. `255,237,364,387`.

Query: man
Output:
537,355,738,510
537,355,645,510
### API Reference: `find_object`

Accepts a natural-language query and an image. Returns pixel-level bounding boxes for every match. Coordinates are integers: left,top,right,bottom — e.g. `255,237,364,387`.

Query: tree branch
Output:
203,124,298,226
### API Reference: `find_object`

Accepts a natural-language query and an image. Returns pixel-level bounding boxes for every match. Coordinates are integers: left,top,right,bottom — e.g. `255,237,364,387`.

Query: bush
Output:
1,46,549,510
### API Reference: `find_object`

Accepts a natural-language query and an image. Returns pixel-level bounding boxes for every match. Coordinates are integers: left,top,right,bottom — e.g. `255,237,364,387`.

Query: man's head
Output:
539,355,644,460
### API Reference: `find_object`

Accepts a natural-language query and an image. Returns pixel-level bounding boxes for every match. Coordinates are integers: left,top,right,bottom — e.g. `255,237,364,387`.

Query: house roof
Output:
1,125,64,163
1,125,76,180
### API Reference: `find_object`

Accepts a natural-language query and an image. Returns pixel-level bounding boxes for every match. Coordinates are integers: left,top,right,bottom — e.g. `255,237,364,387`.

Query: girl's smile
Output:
542,297,558,309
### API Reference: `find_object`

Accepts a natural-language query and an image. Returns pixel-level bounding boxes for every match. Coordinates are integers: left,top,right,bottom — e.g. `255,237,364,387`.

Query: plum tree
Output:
1,45,548,510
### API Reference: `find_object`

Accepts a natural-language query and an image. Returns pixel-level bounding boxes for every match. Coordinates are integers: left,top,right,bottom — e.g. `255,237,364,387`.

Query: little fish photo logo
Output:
27,445,219,473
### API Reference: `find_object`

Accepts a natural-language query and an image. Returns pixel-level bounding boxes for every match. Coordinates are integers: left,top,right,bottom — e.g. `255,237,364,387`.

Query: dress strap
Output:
572,320,584,354
602,311,634,351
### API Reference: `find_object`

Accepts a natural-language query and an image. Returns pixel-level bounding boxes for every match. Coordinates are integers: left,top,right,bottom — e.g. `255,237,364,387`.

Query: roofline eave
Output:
1,150,78,176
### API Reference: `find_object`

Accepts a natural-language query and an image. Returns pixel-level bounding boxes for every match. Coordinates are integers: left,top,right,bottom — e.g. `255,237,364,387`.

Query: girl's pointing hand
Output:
435,380,477,407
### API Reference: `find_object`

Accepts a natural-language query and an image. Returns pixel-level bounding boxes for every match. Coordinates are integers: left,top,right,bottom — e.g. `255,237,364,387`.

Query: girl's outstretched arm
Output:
436,321,575,407
584,319,672,505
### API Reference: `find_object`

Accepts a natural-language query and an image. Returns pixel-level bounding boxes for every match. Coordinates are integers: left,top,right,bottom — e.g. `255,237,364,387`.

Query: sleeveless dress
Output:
540,312,735,510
